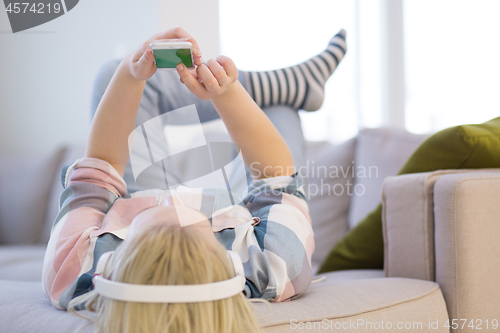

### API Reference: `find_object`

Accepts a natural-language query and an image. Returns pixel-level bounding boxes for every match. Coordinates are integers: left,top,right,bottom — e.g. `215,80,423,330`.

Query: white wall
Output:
0,0,219,155
159,0,220,62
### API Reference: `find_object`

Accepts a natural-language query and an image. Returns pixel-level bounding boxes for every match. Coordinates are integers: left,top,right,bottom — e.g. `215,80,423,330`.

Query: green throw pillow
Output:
318,116,500,273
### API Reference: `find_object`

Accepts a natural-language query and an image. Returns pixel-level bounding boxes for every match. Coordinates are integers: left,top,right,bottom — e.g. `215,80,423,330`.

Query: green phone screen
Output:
152,49,193,68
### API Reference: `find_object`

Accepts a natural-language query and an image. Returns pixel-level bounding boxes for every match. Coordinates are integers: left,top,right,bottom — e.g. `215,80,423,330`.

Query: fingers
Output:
177,63,209,99
215,55,238,80
143,49,156,66
197,58,237,94
168,28,202,64
187,38,203,66
135,49,156,73
197,63,223,94
206,59,228,87
153,27,191,42
177,55,238,99
180,36,202,66
188,68,199,79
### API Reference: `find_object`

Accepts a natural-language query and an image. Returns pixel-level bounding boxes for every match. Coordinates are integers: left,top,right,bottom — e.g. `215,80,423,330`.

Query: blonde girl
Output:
42,26,346,332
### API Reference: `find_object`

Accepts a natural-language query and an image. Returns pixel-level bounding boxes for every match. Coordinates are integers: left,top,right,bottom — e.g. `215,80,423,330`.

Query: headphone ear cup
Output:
94,251,115,278
226,251,245,279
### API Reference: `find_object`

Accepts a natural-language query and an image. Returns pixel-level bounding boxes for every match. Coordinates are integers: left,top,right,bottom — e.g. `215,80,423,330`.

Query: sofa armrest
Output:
383,169,500,329
433,171,500,326
382,170,468,281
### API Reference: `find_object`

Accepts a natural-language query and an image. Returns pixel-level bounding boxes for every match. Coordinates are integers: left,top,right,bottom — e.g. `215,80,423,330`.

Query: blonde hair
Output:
69,224,261,333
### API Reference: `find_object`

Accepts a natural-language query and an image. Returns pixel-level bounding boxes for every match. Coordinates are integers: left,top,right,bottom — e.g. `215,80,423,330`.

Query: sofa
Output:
1,124,499,332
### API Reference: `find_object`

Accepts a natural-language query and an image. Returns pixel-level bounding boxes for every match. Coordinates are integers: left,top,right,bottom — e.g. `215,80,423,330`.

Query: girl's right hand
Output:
124,27,203,81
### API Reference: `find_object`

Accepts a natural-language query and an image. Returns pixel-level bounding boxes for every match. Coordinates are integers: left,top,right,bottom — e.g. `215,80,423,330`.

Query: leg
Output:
260,105,308,196
91,31,342,193
152,70,308,178
262,105,306,172
224,28,345,190
241,29,346,112
225,104,308,200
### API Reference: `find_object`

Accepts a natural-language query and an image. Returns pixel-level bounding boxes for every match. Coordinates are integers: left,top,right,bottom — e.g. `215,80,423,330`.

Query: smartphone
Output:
150,40,194,70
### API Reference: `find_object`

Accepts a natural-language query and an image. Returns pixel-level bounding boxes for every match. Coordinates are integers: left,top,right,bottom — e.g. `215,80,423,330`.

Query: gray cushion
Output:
41,144,86,244
0,245,46,281
348,128,427,229
0,148,65,245
0,270,449,333
306,139,355,270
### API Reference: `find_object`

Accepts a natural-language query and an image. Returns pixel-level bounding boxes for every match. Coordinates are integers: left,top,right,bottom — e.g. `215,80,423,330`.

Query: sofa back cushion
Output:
0,147,65,245
348,128,428,229
306,139,355,270
41,144,86,244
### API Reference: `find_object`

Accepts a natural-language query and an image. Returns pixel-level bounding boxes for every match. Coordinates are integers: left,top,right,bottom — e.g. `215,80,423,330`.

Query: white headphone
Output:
93,250,246,303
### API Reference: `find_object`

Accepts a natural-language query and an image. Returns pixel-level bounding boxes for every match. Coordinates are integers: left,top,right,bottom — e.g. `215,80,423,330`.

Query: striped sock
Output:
243,29,347,112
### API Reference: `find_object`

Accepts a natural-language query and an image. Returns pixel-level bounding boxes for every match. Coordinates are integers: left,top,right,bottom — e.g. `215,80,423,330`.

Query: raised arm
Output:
176,57,295,179
85,28,203,177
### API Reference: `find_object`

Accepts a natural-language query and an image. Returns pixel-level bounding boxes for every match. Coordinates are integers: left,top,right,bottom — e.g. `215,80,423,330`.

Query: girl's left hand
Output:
125,27,203,81
177,55,239,100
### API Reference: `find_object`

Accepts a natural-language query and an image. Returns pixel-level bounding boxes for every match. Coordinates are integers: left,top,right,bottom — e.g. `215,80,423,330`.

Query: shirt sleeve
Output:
239,173,314,302
41,157,128,310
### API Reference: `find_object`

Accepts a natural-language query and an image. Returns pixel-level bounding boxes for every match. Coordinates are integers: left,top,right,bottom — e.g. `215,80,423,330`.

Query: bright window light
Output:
220,0,499,141
219,0,359,143
404,0,500,134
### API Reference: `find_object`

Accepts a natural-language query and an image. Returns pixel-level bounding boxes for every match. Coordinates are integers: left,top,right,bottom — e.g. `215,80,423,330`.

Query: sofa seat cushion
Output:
0,270,448,333
0,279,95,333
0,245,46,281
255,270,449,332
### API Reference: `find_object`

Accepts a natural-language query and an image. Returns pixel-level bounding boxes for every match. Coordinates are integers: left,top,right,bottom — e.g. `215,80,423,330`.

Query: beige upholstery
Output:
434,172,500,331
382,171,437,281
1,128,473,332
381,169,495,281
383,169,500,333
0,270,450,333
256,272,448,332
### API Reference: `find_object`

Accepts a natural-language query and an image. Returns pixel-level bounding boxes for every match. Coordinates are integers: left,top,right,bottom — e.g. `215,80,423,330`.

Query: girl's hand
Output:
125,27,203,81
177,55,239,100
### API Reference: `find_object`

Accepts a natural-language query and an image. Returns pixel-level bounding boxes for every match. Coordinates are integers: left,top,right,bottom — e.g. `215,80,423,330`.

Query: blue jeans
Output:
90,60,306,194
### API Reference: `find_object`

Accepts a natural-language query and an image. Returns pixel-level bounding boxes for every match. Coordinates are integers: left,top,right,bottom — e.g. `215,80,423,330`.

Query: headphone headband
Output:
93,251,246,303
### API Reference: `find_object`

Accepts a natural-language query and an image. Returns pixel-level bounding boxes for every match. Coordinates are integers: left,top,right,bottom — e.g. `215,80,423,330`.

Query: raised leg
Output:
91,58,309,194
242,29,346,112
